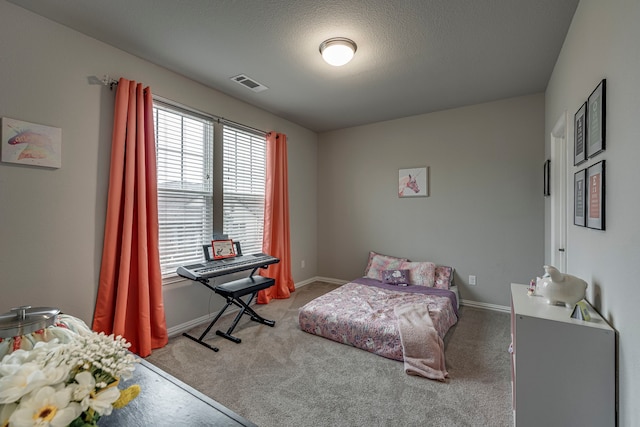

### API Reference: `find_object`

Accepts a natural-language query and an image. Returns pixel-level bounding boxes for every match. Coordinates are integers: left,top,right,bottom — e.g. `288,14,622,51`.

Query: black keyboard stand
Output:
182,266,276,352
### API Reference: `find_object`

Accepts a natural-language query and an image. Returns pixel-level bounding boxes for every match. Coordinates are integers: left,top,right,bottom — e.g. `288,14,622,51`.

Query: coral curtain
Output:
258,132,295,303
92,78,168,357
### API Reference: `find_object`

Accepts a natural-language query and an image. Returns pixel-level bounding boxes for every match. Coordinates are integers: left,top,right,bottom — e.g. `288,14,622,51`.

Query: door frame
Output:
550,112,568,272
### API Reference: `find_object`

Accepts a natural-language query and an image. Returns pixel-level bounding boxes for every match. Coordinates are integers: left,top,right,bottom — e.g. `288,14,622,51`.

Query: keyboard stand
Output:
182,267,276,352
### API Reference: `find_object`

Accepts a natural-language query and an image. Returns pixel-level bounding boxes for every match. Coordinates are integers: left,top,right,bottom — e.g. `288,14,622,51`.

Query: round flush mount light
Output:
319,37,357,66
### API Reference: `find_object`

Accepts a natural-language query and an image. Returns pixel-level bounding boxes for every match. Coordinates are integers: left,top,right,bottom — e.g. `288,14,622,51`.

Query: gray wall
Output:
545,1,640,425
0,1,318,329
317,94,545,308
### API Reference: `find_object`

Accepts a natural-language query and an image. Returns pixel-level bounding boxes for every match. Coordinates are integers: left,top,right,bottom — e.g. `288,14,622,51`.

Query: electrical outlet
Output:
301,260,305,269
469,275,477,286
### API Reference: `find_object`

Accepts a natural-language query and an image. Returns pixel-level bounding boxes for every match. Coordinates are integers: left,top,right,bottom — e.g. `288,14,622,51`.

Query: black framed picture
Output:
574,102,587,165
543,159,551,197
587,79,606,158
574,169,586,227
587,160,605,230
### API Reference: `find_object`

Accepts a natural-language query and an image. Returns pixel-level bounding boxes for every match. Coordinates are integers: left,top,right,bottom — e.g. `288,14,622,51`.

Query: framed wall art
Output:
398,167,428,197
574,102,587,165
574,169,586,227
586,160,605,230
1,117,62,168
586,79,606,158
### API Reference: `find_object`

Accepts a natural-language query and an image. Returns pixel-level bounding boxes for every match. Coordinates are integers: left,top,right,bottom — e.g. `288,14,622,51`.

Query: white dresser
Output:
510,283,615,426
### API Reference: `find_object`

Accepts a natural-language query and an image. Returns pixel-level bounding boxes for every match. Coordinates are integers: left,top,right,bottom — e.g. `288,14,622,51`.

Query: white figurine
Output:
536,265,587,308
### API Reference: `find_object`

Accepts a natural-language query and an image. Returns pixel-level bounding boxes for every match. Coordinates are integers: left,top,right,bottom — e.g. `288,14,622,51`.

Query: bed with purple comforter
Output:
298,277,459,362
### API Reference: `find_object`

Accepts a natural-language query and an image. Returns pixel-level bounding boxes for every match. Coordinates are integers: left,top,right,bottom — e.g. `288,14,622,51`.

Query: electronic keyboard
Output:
176,253,279,281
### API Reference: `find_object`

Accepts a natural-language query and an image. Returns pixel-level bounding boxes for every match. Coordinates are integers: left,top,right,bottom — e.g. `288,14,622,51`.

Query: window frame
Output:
152,97,268,283
153,99,215,283
221,124,267,256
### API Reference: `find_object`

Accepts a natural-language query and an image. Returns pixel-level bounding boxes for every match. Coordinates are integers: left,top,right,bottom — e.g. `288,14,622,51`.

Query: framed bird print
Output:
2,117,62,168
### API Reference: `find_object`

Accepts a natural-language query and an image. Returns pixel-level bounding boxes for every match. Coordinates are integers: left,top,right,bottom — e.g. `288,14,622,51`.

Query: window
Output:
222,125,266,255
154,101,213,278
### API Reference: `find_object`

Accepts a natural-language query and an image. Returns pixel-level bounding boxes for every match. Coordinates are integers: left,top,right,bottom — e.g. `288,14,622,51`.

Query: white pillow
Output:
365,252,408,281
399,261,436,287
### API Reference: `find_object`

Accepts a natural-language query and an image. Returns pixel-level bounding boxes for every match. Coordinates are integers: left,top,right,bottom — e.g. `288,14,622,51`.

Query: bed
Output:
298,252,459,381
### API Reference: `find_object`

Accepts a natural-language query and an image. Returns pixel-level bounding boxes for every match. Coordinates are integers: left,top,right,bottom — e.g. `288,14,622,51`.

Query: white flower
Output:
9,385,81,427
0,403,17,427
0,329,139,426
0,363,49,404
0,350,32,375
0,357,71,405
70,371,120,416
69,371,93,407
0,340,63,373
86,387,120,417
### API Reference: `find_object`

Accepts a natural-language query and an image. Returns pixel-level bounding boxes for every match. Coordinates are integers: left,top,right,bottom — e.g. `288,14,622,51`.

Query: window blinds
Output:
154,102,214,278
222,125,266,256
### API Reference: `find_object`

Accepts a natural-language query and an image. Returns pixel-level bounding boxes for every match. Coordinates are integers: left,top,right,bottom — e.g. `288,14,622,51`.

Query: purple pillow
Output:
381,269,410,286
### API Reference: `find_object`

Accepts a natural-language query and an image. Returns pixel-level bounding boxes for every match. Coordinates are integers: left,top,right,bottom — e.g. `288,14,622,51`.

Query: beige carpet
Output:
146,282,513,426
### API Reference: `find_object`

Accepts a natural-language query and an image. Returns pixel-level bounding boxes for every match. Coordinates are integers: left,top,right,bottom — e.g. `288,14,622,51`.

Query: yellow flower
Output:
112,385,140,409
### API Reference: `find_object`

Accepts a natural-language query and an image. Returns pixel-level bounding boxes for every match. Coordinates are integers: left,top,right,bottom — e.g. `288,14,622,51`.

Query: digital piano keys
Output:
176,253,279,282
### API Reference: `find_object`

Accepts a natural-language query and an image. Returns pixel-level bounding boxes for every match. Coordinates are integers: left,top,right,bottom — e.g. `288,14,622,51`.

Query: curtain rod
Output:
219,118,267,137
94,74,119,90
92,75,268,136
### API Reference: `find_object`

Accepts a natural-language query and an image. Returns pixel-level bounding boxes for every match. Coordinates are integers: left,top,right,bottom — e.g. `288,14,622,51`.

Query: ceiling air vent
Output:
230,74,269,93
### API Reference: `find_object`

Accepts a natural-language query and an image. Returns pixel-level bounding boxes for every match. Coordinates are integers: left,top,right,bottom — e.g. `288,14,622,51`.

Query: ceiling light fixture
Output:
319,37,357,66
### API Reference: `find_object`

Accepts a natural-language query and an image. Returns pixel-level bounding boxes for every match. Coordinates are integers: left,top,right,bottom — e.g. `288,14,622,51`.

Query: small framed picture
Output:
543,159,551,197
398,167,428,197
212,239,236,259
574,102,587,165
574,169,586,227
1,117,62,168
586,79,606,158
586,160,605,230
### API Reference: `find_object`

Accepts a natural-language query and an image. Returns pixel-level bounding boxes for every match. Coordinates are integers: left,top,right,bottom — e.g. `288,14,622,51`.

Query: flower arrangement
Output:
0,331,140,427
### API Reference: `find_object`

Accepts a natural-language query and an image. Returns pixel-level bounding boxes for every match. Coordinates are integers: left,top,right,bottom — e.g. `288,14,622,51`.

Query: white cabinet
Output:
510,283,615,427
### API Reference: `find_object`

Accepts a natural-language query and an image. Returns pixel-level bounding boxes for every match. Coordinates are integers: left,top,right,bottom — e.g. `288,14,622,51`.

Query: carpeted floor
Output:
146,282,513,427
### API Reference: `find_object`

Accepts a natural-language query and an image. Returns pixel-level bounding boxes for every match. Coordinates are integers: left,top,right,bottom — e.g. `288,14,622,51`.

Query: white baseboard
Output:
166,276,510,337
294,276,325,288
167,276,327,337
313,276,348,285
459,299,510,313
167,313,216,338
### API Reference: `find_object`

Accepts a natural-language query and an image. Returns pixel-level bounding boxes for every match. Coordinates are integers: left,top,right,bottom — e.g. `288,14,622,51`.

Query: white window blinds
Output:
222,125,266,255
154,101,214,278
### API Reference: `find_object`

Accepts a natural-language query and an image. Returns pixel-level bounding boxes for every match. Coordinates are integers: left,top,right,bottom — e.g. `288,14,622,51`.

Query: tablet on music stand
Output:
202,244,214,261
212,239,236,259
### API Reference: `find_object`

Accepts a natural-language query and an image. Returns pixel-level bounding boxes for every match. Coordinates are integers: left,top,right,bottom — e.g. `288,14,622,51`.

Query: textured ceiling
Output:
9,0,578,132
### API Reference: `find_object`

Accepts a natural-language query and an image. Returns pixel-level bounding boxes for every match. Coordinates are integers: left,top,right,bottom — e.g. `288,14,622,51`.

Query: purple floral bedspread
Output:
298,278,459,361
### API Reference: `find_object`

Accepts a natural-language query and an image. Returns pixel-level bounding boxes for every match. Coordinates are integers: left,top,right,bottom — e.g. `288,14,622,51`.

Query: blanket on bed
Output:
299,278,458,369
394,303,448,381
352,277,459,317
